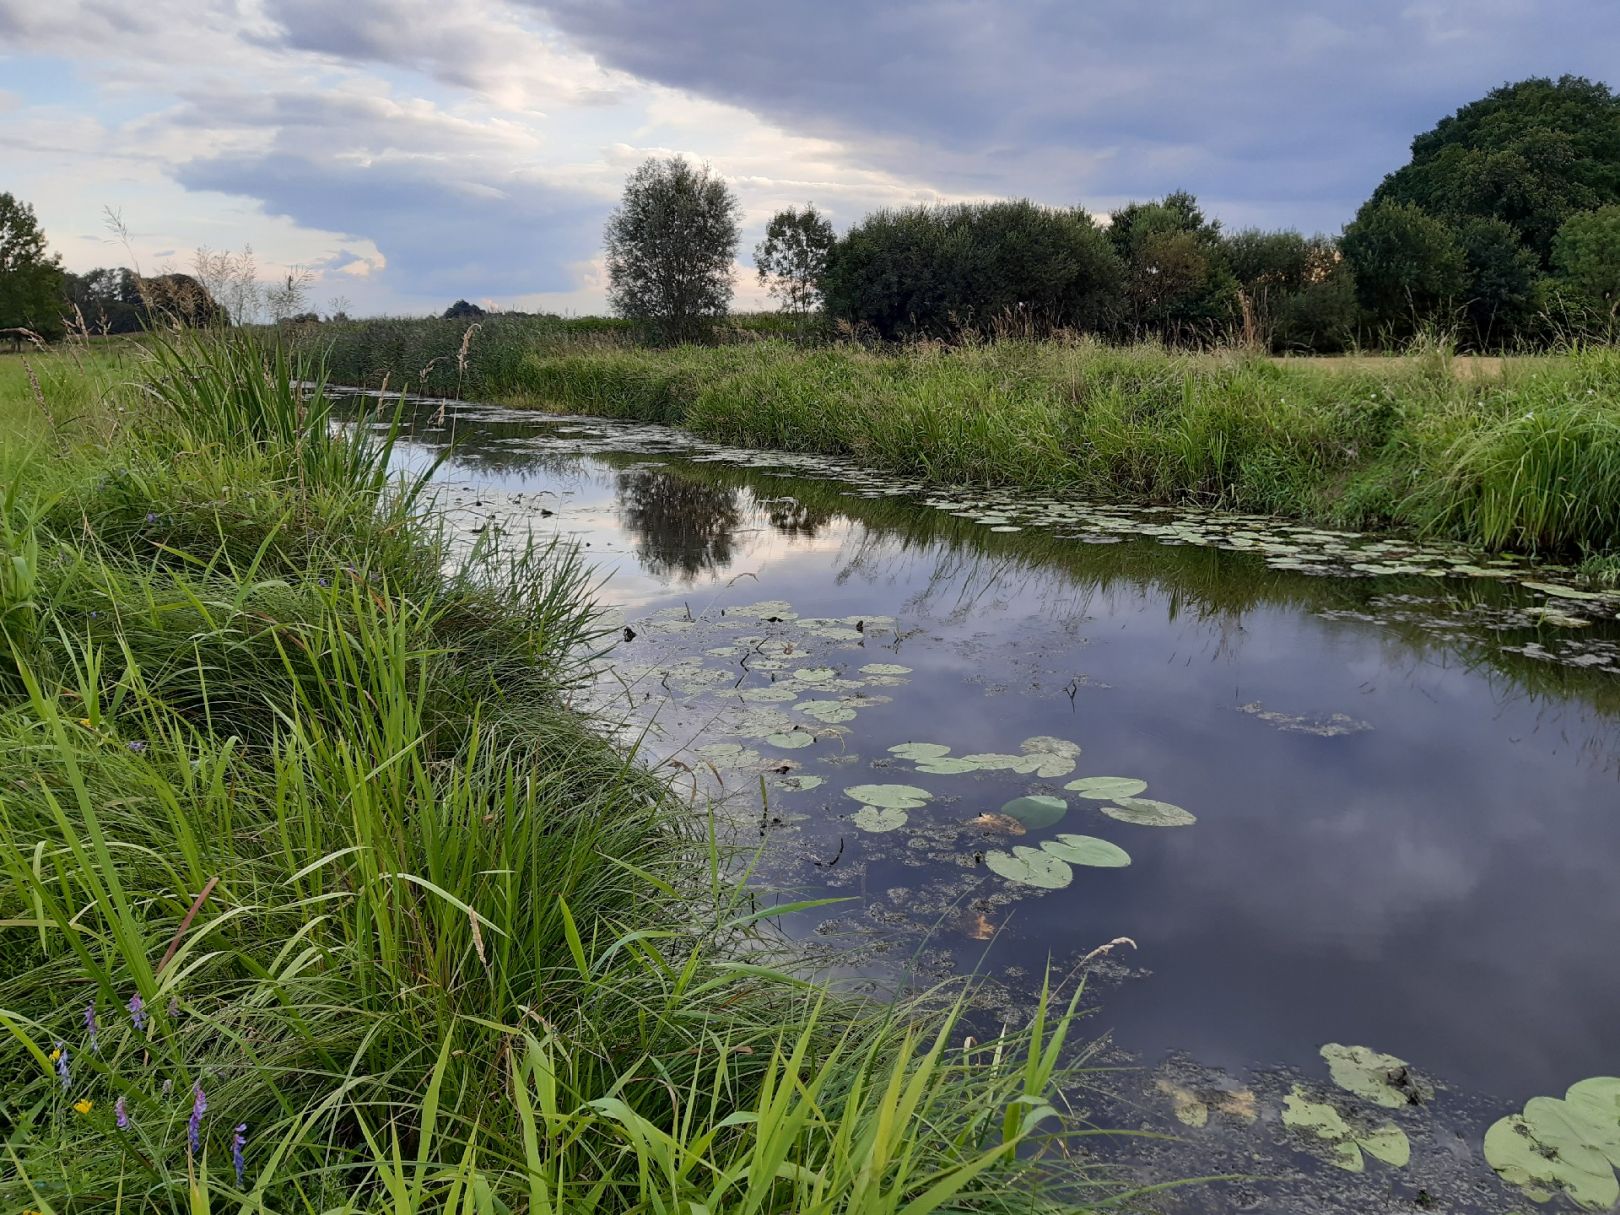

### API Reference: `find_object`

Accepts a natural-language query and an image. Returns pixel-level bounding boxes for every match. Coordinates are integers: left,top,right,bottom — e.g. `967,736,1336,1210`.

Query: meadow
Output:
0,338,1110,1212
301,318,1620,570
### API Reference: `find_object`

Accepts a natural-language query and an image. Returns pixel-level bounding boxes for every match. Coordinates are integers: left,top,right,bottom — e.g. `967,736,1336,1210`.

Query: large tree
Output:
1551,205,1620,324
1341,200,1467,338
755,204,835,320
1106,191,1237,341
0,193,66,345
604,156,741,342
821,200,1123,339
1371,76,1620,263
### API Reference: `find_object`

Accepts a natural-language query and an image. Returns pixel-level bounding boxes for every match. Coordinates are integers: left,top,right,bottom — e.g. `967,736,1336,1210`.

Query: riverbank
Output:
306,322,1620,569
0,337,1099,1211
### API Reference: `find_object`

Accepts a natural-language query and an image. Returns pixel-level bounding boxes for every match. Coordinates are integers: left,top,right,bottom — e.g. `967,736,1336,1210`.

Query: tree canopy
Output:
0,193,65,344
605,156,741,343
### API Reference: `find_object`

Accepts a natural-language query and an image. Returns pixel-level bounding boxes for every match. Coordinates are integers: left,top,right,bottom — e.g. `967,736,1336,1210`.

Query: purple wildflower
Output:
167,997,180,1018
187,1082,207,1155
231,1124,247,1187
317,576,329,587
115,1095,129,1129
53,1041,70,1090
127,740,148,755
145,512,159,524
127,992,147,1030
85,1000,99,1052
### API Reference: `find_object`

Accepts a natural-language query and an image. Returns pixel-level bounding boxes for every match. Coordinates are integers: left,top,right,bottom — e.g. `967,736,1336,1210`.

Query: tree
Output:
443,299,487,320
0,193,66,345
1454,218,1540,347
821,200,1123,339
1341,200,1467,338
1106,191,1237,341
755,205,835,319
1223,230,1346,350
1551,205,1620,325
63,267,144,334
604,156,741,342
1371,76,1620,263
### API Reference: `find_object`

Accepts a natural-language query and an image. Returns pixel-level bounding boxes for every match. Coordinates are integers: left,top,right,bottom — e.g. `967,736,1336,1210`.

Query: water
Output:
373,397,1620,1212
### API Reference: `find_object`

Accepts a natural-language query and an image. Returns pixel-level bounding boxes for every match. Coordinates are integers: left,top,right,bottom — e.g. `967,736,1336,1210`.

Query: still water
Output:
374,396,1620,1212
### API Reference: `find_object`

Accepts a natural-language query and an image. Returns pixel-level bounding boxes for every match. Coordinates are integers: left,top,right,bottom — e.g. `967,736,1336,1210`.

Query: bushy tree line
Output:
599,76,1620,351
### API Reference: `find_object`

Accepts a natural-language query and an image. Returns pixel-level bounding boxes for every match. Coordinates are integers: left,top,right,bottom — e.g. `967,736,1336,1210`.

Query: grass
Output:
0,334,1121,1212
300,322,1620,562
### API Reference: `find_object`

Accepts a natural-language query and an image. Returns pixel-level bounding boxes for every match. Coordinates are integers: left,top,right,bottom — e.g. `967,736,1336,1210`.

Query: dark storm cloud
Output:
526,0,1620,230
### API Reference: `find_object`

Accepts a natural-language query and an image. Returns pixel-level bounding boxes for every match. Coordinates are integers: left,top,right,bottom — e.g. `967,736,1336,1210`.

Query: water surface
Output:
374,397,1620,1213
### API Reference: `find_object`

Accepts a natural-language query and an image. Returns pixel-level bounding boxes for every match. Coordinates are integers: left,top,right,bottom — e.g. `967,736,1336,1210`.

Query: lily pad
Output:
1358,1123,1411,1168
1065,776,1149,800
1000,795,1068,830
1041,834,1131,868
1486,1112,1620,1209
914,757,981,775
1282,1087,1351,1140
1282,1086,1408,1174
984,846,1073,890
888,742,952,761
853,805,908,833
844,784,931,810
1102,797,1196,827
1020,736,1081,759
861,663,913,676
793,667,838,683
1320,1044,1427,1109
775,774,824,792
798,701,857,724
962,752,1045,774
765,731,815,750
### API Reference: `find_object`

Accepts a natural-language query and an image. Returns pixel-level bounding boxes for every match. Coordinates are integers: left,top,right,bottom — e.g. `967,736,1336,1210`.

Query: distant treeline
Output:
816,77,1620,352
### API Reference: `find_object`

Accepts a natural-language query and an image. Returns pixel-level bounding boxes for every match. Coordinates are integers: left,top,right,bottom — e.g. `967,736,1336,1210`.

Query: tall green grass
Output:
0,334,1119,1212
303,324,1620,560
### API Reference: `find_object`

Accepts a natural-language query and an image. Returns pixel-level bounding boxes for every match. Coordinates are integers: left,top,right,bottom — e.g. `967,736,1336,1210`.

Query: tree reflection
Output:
759,493,832,538
616,467,742,580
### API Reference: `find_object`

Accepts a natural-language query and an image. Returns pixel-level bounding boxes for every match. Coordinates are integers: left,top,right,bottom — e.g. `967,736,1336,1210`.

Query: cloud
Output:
527,0,1620,230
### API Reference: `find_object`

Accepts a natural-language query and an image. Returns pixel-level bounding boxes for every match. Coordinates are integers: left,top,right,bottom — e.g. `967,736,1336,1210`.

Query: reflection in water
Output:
759,493,833,538
615,467,742,582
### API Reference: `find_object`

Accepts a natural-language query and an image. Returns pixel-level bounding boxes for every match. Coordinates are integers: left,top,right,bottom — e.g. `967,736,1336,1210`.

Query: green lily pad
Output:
1065,776,1148,800
1041,834,1131,868
984,846,1073,889
1320,1044,1425,1109
861,663,913,676
1358,1123,1411,1168
1565,1078,1620,1166
765,731,815,750
889,742,952,761
798,701,857,724
914,757,981,774
741,687,799,703
794,667,838,683
775,774,823,791
1486,1112,1620,1209
1282,1086,1408,1174
1102,797,1196,827
1000,795,1068,830
1282,1086,1351,1140
962,752,1045,774
844,784,931,810
1522,581,1608,602
853,805,908,833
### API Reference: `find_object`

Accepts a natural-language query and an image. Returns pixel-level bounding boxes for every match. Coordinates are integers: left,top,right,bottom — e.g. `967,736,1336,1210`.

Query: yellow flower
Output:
73,1098,94,1115
49,1048,61,1062
77,717,94,728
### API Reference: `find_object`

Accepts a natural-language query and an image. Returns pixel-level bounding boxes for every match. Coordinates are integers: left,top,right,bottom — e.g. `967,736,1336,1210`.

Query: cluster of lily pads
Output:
1484,1076,1620,1209
1279,1044,1428,1175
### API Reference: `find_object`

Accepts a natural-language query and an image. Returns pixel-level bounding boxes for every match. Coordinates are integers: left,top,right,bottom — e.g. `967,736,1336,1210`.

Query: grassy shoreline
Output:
302,320,1620,566
0,338,1105,1212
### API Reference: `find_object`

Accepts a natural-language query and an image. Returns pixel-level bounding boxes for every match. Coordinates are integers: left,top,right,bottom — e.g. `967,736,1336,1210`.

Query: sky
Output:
2,0,1617,317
